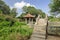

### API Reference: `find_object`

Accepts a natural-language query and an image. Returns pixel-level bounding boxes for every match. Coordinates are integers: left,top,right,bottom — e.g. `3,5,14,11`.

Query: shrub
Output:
0,14,33,40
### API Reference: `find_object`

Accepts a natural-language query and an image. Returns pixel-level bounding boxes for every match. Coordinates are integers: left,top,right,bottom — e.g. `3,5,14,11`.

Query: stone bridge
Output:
29,15,60,40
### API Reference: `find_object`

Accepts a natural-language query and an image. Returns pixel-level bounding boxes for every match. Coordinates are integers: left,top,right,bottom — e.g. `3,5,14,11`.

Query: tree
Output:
0,0,10,15
21,6,45,18
10,8,17,18
49,0,60,16
48,16,54,20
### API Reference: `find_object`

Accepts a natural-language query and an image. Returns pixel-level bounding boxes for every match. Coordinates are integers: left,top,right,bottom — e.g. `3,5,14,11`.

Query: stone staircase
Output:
29,25,47,40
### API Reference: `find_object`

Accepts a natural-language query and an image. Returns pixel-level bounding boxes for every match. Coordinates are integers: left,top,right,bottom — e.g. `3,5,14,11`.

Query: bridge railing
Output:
48,22,60,35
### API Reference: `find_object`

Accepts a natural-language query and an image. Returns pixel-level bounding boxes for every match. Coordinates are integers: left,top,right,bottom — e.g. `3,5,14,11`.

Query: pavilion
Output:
23,13,35,24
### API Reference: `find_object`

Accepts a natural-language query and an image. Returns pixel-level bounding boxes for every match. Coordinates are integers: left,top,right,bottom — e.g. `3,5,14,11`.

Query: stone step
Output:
31,34,46,39
34,28,46,32
29,37,45,40
34,27,45,29
33,33,46,36
33,30,46,32
33,31,46,34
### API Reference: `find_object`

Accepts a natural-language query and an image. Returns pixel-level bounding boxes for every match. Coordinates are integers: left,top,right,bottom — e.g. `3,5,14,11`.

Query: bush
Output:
0,14,33,40
49,18,60,22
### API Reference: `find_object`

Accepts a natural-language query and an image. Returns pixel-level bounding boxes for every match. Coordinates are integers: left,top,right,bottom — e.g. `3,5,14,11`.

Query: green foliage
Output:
0,14,33,40
48,16,54,20
10,8,17,18
49,0,60,16
49,17,60,22
0,0,18,17
0,1,32,40
48,15,60,22
0,0,10,15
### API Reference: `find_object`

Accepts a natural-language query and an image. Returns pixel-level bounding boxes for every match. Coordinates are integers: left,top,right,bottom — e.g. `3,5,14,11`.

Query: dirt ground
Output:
47,35,60,40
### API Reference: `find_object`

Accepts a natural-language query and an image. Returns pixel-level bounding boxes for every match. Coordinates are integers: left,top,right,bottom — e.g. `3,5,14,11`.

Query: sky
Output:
3,0,51,16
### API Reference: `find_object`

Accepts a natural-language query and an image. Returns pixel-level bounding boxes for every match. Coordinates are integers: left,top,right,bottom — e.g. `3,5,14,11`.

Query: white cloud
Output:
14,1,25,9
14,1,36,9
26,3,31,7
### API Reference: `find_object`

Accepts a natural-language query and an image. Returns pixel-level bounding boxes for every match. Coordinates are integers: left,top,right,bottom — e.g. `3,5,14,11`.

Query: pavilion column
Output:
25,18,27,24
32,18,33,24
29,18,30,23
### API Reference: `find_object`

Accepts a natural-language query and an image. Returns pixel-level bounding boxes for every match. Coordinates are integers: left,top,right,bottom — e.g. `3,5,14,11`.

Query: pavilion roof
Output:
23,13,35,18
